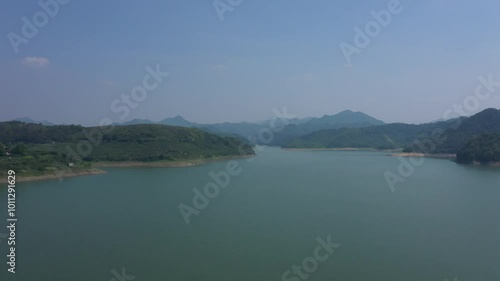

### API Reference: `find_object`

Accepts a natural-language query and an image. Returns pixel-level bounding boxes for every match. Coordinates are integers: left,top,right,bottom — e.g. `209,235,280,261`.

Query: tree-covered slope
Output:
270,110,385,145
85,124,254,162
283,120,458,150
284,108,500,154
0,122,254,175
433,108,500,153
456,133,500,164
112,110,384,145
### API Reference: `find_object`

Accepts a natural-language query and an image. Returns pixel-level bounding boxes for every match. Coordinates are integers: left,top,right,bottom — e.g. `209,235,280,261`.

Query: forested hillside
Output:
116,110,385,145
0,122,254,175
284,108,500,160
283,120,459,150
433,108,500,153
456,133,500,164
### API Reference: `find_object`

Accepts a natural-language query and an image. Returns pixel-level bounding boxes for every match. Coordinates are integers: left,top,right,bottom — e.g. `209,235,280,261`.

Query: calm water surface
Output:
1,147,499,281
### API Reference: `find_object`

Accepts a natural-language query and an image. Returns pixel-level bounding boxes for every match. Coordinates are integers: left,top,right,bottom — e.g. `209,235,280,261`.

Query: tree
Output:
12,143,28,156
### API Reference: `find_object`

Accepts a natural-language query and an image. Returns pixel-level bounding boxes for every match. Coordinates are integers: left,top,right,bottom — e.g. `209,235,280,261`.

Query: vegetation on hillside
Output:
432,108,500,153
81,124,254,162
283,121,458,150
117,110,385,146
284,109,500,161
0,122,254,176
456,133,500,164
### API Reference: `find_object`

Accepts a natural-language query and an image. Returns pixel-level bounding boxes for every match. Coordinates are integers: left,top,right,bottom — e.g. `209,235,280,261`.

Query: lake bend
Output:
1,147,500,281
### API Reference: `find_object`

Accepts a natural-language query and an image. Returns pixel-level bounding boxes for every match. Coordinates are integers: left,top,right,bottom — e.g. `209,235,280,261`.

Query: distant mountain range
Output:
115,110,385,145
9,110,386,145
13,117,55,126
284,108,500,155
121,116,197,127
269,110,385,145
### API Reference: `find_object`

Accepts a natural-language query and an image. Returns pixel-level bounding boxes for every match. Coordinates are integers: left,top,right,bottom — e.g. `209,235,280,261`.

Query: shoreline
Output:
470,161,500,167
283,148,458,159
283,148,500,167
283,147,459,159
390,152,456,159
0,168,107,184
283,147,397,152
93,154,254,168
1,154,255,184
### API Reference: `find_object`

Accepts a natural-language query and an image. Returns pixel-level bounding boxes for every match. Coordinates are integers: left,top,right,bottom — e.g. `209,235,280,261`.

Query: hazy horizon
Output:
5,108,387,126
2,0,500,126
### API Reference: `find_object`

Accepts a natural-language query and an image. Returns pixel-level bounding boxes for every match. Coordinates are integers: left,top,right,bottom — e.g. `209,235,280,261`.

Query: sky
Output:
1,0,500,126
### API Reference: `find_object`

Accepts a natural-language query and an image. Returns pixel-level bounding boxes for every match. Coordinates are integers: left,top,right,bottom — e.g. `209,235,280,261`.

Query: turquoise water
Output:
1,147,499,281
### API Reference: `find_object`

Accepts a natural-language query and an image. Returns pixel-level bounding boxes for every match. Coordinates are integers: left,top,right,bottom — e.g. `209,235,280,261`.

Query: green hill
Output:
82,124,254,162
433,108,500,153
284,108,500,156
456,133,500,164
0,122,254,176
270,110,385,145
283,120,458,150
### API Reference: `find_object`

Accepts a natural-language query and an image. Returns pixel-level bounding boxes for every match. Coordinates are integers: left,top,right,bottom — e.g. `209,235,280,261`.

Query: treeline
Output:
0,121,84,144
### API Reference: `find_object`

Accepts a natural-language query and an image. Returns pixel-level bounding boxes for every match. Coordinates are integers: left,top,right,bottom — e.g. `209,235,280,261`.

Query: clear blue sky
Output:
1,0,500,125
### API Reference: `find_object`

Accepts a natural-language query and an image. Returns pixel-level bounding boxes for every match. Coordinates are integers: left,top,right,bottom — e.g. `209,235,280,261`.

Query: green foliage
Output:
0,149,67,175
284,108,500,156
434,108,500,153
0,121,84,144
402,147,413,153
85,124,254,162
284,122,452,150
0,122,255,175
456,133,500,164
12,143,29,156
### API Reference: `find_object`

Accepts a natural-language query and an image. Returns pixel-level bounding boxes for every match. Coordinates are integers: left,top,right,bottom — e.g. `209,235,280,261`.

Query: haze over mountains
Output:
6,108,500,164
13,117,55,126
116,108,500,164
14,110,386,145
285,108,500,153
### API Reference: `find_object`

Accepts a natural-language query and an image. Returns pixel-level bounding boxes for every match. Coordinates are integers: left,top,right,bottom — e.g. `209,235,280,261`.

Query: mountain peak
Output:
315,110,384,125
159,116,195,127
338,110,355,114
173,115,185,120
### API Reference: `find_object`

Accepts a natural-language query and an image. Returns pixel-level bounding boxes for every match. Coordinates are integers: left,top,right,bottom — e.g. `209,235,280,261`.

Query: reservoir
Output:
1,147,499,281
